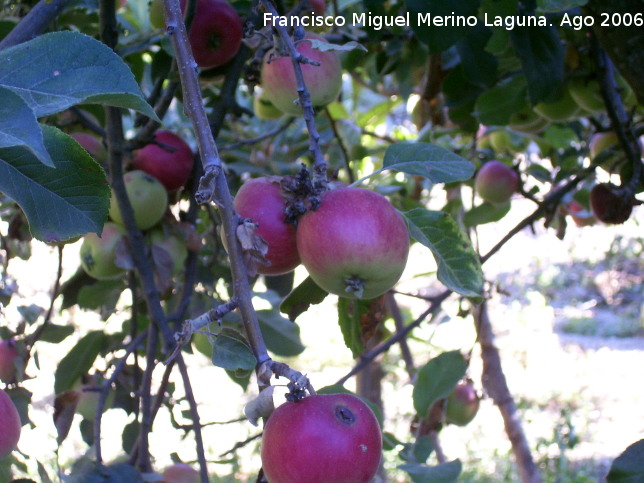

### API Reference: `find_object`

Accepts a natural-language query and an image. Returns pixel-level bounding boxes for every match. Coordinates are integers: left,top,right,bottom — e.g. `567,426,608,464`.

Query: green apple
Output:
253,89,284,121
109,170,168,230
80,222,127,280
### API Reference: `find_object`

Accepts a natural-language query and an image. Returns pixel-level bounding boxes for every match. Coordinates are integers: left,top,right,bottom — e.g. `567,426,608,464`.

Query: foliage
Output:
0,0,641,480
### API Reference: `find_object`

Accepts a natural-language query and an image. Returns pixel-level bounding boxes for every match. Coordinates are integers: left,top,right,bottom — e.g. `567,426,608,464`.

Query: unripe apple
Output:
590,183,634,225
69,132,106,162
0,339,19,383
533,88,580,122
261,33,342,115
132,131,194,192
179,0,242,70
109,170,168,230
74,378,115,421
474,160,519,205
568,77,604,113
261,393,382,483
253,89,284,121
488,129,528,155
589,131,619,160
233,177,300,275
0,388,21,458
80,222,128,280
150,229,189,276
445,381,480,427
296,187,409,299
162,462,200,483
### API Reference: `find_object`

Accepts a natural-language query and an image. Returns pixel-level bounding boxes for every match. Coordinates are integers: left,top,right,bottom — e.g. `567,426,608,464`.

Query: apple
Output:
309,0,326,15
109,170,168,230
0,339,19,383
253,89,284,121
162,463,200,483
296,187,409,299
233,177,300,275
590,183,634,224
132,131,194,192
179,0,242,70
566,200,596,227
261,32,342,115
445,381,480,427
150,228,189,276
0,389,21,458
74,377,115,421
533,88,581,122
261,393,382,483
474,160,519,205
568,77,604,113
80,222,128,280
69,132,106,162
488,129,528,155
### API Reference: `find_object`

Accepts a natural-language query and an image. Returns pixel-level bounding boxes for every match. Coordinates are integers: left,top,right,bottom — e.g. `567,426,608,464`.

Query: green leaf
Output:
305,38,367,52
537,0,587,13
463,201,512,227
0,125,110,243
455,25,498,89
406,0,480,53
607,439,644,482
337,298,367,358
279,276,328,321
0,87,53,167
381,142,475,184
510,23,564,105
399,459,462,483
211,328,257,372
474,75,528,126
413,351,467,417
0,31,158,119
54,331,107,394
38,323,75,344
403,208,484,298
257,309,305,357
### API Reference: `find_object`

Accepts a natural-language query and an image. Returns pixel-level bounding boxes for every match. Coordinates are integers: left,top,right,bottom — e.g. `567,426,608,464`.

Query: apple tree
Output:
0,0,642,481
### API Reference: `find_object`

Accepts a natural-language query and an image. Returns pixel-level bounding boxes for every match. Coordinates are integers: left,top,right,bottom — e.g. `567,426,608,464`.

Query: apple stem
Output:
344,276,365,299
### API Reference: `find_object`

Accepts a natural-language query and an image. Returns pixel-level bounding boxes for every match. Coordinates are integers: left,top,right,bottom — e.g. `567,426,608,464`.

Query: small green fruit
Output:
80,223,127,280
109,170,168,230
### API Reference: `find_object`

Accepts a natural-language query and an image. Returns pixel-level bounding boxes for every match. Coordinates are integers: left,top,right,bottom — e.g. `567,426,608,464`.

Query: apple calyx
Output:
344,275,365,299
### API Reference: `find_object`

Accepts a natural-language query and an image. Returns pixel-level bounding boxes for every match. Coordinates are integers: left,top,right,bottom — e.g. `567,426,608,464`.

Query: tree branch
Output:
0,0,74,50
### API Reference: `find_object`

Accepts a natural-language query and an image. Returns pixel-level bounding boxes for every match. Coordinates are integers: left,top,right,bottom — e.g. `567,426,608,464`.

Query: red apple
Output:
0,388,21,458
162,463,200,483
261,393,382,483
0,339,19,383
590,183,634,225
80,222,128,280
445,381,480,427
261,32,342,115
296,187,409,299
307,0,325,15
233,177,300,275
109,170,168,230
69,132,106,162
474,160,519,205
132,131,194,192
179,0,242,70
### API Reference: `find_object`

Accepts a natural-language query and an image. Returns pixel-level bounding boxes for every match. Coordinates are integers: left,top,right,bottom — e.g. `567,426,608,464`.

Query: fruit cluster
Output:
79,131,199,288
232,176,410,300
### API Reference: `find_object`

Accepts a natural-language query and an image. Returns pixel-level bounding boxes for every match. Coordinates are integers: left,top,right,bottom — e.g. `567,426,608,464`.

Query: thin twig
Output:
0,0,74,50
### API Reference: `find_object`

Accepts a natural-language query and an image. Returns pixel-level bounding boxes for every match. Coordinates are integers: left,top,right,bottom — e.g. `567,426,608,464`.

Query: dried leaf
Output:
244,386,275,426
54,390,80,444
